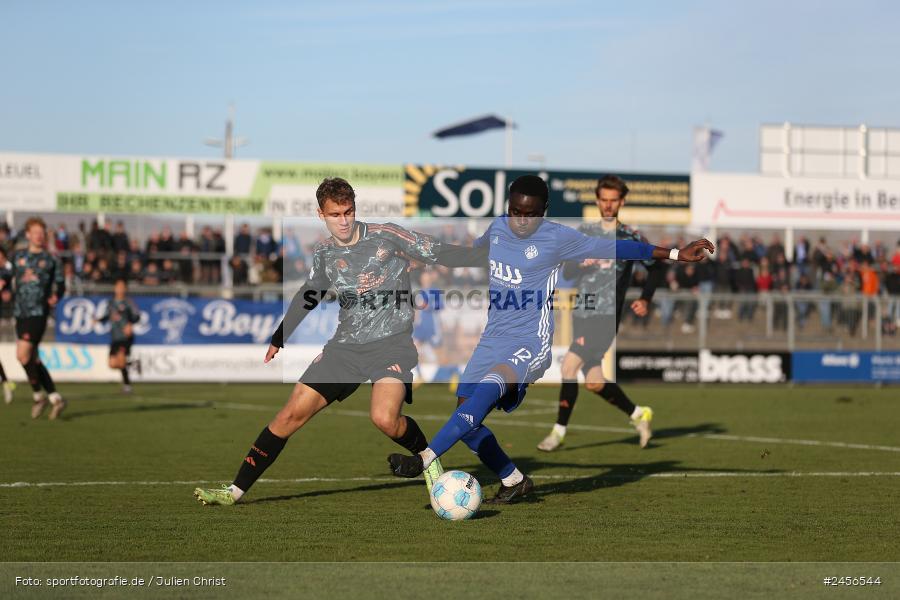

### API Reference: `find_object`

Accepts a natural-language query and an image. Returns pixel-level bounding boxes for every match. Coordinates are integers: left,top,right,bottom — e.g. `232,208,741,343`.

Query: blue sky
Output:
3,0,897,173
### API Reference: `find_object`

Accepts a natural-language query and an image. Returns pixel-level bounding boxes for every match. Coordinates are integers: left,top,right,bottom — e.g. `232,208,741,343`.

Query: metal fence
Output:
614,290,900,352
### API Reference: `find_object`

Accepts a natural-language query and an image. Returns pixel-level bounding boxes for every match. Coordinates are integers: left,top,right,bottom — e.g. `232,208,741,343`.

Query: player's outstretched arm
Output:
561,225,714,263
374,221,489,269
433,243,489,268
654,239,715,262
609,238,715,262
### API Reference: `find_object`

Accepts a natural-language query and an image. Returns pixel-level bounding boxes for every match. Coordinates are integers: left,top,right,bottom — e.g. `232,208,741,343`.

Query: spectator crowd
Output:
0,220,897,337
0,221,287,290
629,232,900,336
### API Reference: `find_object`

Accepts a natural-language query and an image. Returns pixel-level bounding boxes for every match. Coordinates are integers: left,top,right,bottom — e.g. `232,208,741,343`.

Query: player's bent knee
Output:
370,411,401,437
16,348,31,365
585,380,606,393
561,366,579,379
272,385,326,433
271,406,310,433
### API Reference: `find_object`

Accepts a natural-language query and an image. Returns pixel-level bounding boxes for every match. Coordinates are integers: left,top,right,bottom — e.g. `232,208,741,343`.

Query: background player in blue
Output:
538,174,668,452
0,247,17,404
388,175,714,503
13,217,66,420
96,278,141,394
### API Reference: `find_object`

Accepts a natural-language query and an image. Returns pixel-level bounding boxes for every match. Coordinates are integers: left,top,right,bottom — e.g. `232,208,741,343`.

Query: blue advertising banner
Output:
792,351,900,383
56,296,338,346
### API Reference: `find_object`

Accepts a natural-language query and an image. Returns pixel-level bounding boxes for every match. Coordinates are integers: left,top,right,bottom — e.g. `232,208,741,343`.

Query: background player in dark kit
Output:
96,278,141,394
538,174,667,452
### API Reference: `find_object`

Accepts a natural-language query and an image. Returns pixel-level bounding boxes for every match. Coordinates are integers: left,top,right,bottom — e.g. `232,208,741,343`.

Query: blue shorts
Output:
456,336,552,413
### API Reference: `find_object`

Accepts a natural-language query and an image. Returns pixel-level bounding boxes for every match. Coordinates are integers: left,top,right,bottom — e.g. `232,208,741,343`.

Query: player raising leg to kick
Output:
388,176,713,503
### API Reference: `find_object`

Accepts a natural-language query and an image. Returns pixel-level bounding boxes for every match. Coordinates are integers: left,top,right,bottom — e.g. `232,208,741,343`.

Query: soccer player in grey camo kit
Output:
97,278,142,394
12,217,66,419
194,177,486,506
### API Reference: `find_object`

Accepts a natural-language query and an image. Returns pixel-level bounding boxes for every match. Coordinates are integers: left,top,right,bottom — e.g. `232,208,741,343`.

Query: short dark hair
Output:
114,277,128,286
596,174,629,199
509,175,549,205
316,178,355,210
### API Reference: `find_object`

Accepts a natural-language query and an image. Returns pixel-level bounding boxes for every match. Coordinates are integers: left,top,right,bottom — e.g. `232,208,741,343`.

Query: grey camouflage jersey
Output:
99,298,141,342
568,222,654,319
306,222,448,345
12,250,64,319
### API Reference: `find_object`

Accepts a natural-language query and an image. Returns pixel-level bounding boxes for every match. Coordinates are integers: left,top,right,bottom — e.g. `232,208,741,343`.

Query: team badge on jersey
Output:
525,245,539,260
491,235,499,245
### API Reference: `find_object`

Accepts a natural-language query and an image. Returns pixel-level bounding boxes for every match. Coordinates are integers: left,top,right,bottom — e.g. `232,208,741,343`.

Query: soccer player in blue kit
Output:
388,175,714,503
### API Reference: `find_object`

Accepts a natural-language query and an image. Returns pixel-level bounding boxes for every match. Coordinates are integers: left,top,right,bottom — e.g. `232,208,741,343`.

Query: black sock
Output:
121,369,131,385
23,362,41,392
36,363,56,394
391,416,428,454
232,427,288,494
557,379,579,426
0,361,7,383
597,383,636,416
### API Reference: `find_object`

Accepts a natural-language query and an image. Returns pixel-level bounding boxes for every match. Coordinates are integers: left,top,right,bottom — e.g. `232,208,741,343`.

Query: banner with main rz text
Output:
55,296,338,345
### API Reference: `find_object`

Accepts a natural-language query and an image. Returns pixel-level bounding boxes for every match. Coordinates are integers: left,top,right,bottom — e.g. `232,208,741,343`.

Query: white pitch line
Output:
332,410,900,454
129,396,900,454
3,472,900,488
686,433,900,454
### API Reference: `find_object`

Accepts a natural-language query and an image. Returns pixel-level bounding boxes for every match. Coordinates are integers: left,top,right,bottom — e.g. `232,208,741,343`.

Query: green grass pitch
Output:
1,382,898,596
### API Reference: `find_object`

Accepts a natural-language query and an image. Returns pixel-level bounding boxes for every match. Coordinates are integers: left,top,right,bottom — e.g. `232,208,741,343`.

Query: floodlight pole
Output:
205,104,249,159
202,104,249,291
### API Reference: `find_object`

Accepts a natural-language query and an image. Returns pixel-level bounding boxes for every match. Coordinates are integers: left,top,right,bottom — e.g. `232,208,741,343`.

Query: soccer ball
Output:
430,470,482,520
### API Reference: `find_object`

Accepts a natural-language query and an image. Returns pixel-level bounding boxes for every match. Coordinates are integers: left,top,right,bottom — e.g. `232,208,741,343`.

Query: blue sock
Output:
428,376,505,457
461,425,516,479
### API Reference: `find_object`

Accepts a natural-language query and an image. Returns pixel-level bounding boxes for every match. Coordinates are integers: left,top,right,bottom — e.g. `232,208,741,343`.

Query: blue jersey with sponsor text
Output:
474,216,654,342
